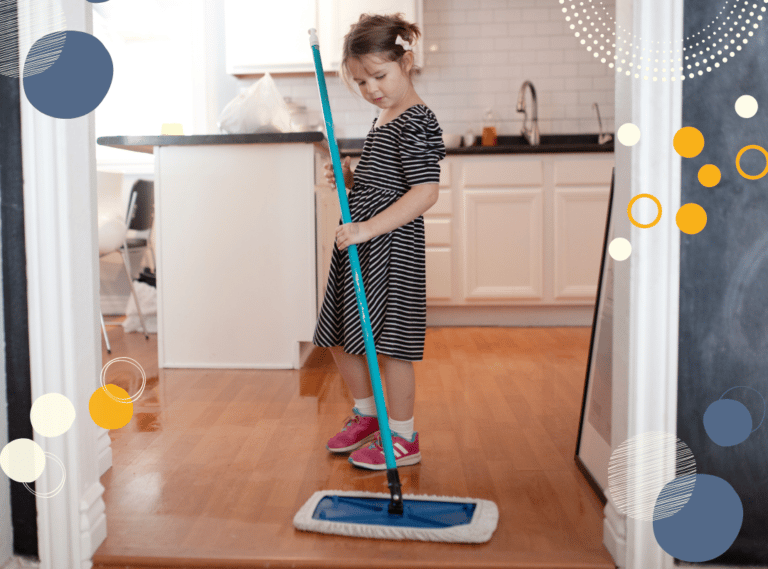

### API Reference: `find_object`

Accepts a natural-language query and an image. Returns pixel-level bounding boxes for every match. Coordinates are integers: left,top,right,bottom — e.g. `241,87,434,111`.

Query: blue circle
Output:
653,474,743,562
704,399,752,446
23,31,113,119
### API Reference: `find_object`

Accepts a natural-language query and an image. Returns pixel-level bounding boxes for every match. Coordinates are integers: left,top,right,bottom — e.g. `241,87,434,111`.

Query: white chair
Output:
98,196,150,353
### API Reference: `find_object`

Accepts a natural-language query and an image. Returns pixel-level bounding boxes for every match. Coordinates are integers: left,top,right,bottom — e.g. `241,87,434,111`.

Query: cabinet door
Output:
225,0,317,74
320,0,420,70
461,158,544,301
552,159,613,300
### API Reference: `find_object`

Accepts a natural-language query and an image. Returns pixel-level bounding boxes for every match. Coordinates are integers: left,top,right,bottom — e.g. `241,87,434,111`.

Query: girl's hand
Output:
335,221,372,251
324,156,354,189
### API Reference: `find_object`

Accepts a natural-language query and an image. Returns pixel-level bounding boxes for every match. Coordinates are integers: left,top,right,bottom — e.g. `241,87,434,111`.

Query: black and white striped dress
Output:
313,104,446,362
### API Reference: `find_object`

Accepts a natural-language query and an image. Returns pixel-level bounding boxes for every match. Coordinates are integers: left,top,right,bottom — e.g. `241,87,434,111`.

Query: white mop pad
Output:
293,490,499,543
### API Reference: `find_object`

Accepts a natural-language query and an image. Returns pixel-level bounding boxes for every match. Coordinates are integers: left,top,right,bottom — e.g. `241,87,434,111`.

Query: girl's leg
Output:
379,355,415,422
329,346,373,399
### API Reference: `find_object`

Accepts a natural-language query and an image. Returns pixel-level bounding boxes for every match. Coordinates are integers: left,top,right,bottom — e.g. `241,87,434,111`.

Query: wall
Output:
229,0,616,139
678,0,768,562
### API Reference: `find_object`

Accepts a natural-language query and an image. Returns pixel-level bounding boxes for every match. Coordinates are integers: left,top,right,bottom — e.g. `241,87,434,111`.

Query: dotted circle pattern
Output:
559,0,767,81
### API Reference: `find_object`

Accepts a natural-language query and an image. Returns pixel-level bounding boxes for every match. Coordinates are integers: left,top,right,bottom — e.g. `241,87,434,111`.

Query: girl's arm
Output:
364,183,438,239
334,183,439,250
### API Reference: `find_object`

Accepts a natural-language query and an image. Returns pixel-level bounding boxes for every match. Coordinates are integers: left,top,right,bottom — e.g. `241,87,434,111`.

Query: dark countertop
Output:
97,132,325,154
98,132,613,156
336,134,614,155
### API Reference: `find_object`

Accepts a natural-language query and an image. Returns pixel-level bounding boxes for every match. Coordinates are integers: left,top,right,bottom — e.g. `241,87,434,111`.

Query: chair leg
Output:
100,310,112,354
121,243,150,340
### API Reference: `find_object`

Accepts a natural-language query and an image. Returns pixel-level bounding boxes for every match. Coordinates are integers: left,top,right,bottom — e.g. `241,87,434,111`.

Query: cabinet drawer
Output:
554,159,614,185
463,159,543,187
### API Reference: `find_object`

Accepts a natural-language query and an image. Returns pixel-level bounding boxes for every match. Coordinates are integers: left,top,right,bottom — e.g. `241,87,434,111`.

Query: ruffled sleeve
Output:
399,110,446,188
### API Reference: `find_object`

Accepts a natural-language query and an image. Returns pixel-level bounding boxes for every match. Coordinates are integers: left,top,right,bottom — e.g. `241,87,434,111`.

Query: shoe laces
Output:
341,414,361,432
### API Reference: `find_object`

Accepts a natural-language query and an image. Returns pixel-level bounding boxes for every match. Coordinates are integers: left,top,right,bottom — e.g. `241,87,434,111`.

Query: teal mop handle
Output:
308,30,400,475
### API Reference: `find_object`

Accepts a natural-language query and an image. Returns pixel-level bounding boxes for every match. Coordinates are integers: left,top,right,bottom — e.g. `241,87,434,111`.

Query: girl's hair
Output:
340,13,421,93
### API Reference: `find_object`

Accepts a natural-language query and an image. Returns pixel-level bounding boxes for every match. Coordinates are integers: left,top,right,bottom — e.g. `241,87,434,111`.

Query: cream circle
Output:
735,94,758,117
30,393,76,437
609,237,632,261
0,438,46,483
617,122,641,146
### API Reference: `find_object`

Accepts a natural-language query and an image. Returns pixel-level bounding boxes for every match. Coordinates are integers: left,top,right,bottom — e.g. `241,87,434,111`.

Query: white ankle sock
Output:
388,417,414,441
353,396,376,417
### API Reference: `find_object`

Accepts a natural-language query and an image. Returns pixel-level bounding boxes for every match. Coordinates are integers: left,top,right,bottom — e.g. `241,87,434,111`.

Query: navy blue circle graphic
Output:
23,31,113,119
653,473,743,562
704,399,751,446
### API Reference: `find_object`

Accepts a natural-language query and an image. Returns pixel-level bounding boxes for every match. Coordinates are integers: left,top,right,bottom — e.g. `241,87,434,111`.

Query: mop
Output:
292,29,498,543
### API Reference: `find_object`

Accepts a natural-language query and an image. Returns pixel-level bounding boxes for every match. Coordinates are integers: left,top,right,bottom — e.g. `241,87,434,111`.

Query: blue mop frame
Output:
309,30,403,510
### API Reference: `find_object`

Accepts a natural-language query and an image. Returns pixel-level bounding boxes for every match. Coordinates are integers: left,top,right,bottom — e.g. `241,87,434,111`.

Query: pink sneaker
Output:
326,412,379,453
348,431,421,470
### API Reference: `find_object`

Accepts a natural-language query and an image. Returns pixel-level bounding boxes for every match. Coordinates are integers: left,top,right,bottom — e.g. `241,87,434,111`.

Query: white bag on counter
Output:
217,72,293,134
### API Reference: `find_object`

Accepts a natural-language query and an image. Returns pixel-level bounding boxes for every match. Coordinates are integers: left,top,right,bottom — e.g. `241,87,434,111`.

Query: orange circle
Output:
735,145,768,180
89,384,133,430
697,164,721,187
627,194,663,229
676,203,707,235
673,127,705,158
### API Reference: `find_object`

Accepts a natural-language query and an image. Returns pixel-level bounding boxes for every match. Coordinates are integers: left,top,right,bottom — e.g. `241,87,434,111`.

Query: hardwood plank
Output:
93,325,615,569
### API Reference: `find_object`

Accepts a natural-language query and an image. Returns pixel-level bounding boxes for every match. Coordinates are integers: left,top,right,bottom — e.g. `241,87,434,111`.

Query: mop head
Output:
293,490,498,543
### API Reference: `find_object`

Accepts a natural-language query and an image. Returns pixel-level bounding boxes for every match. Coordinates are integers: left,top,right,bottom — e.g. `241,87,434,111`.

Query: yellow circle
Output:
673,127,705,158
89,384,133,430
697,164,721,187
627,194,663,229
735,145,768,180
676,203,707,234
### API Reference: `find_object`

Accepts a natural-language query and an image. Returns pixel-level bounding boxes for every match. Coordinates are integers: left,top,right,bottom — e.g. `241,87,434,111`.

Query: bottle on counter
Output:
482,109,498,146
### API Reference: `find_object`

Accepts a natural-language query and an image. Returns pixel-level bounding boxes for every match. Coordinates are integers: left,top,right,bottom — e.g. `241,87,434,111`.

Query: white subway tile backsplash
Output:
480,23,508,37
521,9,549,21
492,9,523,22
494,36,523,51
535,21,566,36
536,50,564,64
481,51,509,65
466,9,494,23
262,0,615,138
466,38,496,51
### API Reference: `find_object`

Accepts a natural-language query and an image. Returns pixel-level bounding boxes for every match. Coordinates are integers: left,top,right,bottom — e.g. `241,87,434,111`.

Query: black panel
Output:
679,0,768,563
0,2,38,558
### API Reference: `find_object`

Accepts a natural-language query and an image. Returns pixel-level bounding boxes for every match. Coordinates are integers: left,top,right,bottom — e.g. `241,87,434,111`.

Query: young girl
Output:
312,13,445,470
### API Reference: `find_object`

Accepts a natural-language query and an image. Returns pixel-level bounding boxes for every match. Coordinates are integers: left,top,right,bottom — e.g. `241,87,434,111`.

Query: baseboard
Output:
79,481,107,568
96,429,112,478
603,498,625,568
426,305,594,326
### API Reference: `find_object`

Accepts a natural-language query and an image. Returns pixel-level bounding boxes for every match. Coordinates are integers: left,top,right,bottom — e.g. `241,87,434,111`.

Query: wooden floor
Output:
92,324,615,569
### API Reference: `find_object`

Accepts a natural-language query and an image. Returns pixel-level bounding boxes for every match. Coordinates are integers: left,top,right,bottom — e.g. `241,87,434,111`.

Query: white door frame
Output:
605,0,683,568
19,1,107,567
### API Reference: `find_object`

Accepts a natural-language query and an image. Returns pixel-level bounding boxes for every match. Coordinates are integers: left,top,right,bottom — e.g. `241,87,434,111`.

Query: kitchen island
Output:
98,132,323,369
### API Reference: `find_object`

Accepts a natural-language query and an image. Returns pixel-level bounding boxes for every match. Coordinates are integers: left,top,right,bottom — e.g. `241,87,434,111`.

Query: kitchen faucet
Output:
593,103,613,144
516,80,540,146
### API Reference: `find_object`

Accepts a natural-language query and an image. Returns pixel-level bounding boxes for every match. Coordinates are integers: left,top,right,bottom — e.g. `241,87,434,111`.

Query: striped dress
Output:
313,104,446,361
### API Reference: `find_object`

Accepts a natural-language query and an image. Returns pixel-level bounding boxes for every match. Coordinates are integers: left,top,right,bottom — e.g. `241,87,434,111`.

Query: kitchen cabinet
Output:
316,148,614,326
423,153,614,309
225,0,421,75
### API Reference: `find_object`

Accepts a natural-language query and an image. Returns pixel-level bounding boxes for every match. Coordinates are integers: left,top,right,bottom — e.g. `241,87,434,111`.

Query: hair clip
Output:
395,35,412,51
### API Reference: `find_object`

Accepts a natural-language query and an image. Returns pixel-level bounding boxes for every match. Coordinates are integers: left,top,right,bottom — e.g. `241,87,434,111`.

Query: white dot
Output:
735,94,758,118
30,393,76,438
609,238,632,261
617,122,641,146
0,439,46,483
